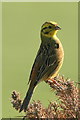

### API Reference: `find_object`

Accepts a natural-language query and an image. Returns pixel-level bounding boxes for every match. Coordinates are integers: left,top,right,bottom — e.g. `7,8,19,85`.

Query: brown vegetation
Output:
11,75,80,119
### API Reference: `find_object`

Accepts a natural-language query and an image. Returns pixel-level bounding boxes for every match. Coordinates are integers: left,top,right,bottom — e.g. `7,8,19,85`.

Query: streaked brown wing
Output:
28,43,43,84
28,42,59,85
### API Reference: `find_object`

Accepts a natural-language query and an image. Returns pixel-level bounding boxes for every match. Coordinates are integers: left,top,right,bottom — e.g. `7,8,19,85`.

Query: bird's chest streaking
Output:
40,37,64,81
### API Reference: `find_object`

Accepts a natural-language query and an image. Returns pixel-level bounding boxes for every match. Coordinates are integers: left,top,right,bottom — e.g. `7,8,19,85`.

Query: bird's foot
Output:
46,77,63,90
48,78,60,86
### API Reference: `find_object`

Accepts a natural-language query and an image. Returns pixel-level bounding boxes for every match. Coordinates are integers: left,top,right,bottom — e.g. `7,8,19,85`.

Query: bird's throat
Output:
41,30,58,38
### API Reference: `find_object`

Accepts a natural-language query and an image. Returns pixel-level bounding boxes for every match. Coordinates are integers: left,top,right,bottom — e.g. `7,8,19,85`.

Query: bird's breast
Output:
49,39,64,78
53,39,64,61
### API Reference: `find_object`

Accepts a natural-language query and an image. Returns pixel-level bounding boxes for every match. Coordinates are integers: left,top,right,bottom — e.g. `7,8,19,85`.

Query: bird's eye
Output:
48,26,52,29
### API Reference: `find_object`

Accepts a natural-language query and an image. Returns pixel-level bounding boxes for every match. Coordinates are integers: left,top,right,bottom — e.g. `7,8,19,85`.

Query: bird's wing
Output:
28,42,59,85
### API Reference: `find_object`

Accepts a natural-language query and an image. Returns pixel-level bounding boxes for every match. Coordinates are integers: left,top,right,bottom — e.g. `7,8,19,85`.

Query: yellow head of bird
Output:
41,21,61,37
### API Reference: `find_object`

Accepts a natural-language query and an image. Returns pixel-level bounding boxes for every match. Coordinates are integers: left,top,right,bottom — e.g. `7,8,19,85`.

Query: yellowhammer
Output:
19,21,64,112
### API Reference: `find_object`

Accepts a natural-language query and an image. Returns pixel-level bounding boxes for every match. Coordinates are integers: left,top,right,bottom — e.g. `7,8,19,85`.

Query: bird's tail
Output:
19,85,35,112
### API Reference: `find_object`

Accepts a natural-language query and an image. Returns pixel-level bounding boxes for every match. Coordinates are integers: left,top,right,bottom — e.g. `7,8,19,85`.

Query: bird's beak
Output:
55,26,61,30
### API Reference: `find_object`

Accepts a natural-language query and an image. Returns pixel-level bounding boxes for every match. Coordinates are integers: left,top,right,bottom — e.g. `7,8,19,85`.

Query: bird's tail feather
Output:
19,85,35,112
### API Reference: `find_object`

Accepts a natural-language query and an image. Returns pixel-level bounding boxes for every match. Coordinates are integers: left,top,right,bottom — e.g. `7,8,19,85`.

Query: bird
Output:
19,21,64,112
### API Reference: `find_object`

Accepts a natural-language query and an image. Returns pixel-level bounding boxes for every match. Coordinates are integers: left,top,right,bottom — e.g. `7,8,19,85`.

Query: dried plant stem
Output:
11,75,80,119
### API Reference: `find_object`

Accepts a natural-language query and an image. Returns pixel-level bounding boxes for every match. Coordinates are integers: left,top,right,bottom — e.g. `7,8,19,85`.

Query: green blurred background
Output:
2,2,78,118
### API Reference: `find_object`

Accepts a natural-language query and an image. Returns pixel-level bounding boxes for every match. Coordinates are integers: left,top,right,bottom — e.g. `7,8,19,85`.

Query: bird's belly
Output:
50,46,64,78
41,42,64,82
50,60,63,79
41,58,64,82
45,48,64,81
